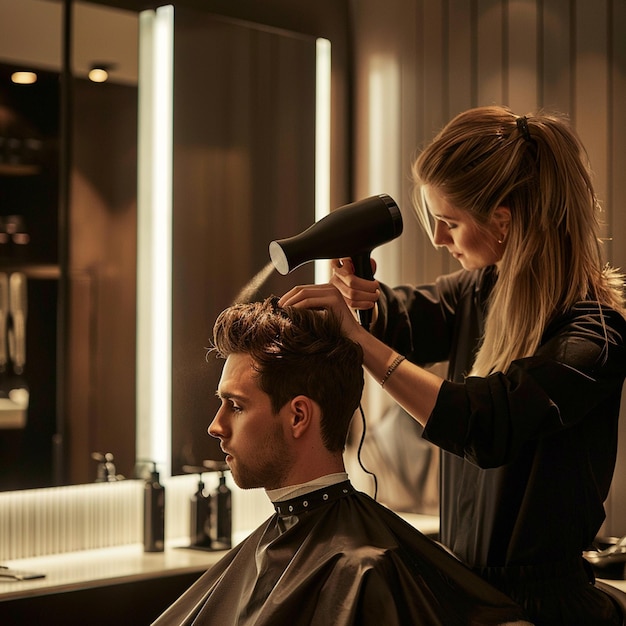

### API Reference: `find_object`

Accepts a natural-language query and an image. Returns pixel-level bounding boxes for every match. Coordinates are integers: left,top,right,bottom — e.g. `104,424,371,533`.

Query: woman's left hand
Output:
278,283,363,340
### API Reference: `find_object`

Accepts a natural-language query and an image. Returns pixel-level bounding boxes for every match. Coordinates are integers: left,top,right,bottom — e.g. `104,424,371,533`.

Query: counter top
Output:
0,540,227,602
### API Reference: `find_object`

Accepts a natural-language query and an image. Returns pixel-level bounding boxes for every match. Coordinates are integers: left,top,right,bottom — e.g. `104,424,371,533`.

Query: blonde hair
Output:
412,106,626,376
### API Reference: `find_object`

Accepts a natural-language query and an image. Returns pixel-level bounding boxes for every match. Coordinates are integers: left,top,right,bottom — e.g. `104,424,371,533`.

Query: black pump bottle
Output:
189,471,212,548
210,470,232,550
143,461,165,552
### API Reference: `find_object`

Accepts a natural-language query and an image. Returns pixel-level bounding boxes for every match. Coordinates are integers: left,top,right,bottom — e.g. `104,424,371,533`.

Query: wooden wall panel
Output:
611,0,626,273
476,0,506,105
418,0,453,280
574,1,609,220
448,0,474,118
609,0,626,537
422,0,447,131
507,0,539,113
541,0,571,110
397,1,423,284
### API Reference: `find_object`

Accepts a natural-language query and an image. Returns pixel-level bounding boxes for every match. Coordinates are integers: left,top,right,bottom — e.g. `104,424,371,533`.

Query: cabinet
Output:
0,63,60,490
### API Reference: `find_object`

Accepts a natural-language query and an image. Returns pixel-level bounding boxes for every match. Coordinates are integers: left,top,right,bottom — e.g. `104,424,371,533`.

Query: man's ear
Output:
288,395,315,439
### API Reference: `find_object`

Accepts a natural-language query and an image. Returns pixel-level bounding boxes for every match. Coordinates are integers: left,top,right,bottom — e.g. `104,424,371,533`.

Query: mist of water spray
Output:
231,261,276,304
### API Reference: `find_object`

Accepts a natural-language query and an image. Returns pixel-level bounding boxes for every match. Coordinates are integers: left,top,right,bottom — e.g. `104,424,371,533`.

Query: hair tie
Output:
516,116,532,142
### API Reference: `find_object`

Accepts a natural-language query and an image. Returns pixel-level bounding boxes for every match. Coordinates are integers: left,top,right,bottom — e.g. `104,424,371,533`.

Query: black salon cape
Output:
153,481,529,626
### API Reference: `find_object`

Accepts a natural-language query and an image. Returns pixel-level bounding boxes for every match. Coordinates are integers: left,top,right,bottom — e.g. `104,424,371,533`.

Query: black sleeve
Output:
372,269,480,366
423,305,626,468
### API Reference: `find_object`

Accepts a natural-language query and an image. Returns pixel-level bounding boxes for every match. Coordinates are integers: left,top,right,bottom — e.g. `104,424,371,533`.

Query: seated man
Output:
153,297,531,626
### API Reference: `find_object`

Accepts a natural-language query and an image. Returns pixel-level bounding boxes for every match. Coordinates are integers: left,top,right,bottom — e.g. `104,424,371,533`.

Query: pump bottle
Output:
210,470,232,550
189,472,212,548
143,461,165,552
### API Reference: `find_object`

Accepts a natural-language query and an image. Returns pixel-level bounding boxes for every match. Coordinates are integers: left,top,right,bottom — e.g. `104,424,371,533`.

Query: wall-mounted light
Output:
11,71,37,85
136,5,174,477
315,38,331,284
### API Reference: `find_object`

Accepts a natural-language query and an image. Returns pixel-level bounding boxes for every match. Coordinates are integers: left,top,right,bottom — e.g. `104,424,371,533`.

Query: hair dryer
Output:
269,193,403,328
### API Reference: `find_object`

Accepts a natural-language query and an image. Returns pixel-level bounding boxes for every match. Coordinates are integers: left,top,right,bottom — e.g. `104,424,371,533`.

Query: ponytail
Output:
412,106,625,375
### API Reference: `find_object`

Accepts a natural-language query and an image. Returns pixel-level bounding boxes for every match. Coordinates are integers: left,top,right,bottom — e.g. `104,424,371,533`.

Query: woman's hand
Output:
278,258,380,338
328,258,380,315
278,282,363,340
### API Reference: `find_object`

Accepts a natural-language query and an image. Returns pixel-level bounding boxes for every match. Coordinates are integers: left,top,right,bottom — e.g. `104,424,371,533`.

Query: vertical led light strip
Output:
315,38,332,284
136,5,174,477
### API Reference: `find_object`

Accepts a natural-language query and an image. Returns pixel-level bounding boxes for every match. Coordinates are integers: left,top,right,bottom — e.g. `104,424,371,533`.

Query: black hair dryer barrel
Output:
269,193,403,328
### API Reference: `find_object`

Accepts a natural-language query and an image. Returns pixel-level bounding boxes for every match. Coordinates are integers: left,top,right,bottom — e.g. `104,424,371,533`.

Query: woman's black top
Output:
374,266,626,624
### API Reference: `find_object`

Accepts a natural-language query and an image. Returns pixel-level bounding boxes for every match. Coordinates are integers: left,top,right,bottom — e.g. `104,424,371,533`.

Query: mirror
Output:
0,0,330,489
0,0,139,490
167,6,319,475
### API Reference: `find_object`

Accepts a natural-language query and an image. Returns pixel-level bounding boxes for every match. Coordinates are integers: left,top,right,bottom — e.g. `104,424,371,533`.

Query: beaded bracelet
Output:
380,354,406,387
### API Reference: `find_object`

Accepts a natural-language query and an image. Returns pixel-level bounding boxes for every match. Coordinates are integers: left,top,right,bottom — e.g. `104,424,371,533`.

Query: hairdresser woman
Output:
280,106,626,626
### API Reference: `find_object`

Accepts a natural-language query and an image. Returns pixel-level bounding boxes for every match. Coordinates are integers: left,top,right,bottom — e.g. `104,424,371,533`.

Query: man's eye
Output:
219,398,243,413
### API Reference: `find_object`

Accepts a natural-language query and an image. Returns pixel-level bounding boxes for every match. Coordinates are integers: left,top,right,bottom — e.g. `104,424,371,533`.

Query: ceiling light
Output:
11,72,37,85
88,66,109,83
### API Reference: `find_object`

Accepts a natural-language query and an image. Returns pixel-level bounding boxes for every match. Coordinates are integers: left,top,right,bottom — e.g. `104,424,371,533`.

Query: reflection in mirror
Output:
0,59,60,490
0,0,139,490
66,1,139,488
0,0,63,490
136,6,326,478
0,1,326,489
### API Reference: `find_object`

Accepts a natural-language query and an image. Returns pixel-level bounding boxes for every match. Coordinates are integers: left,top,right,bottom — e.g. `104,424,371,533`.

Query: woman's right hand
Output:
329,258,380,316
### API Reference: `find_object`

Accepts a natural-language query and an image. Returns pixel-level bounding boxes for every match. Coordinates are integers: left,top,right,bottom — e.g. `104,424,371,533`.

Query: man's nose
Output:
208,409,224,439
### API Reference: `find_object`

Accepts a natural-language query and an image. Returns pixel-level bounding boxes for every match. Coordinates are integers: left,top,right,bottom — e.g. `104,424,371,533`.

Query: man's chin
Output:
229,470,263,491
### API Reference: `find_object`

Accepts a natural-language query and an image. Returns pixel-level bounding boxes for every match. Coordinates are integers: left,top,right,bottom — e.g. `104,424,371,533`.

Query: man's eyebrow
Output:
215,390,246,402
